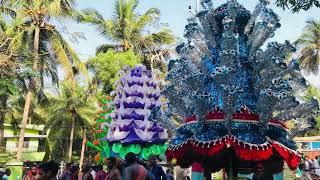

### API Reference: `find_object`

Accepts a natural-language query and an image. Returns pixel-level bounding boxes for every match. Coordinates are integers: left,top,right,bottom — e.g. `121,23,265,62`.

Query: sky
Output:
59,0,320,87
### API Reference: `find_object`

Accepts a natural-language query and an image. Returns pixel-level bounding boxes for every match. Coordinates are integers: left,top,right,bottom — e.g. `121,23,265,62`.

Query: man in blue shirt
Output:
148,156,166,180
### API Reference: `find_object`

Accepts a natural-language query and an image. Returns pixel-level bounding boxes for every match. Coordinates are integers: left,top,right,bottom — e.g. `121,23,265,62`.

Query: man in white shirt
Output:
312,158,320,177
301,156,312,180
90,166,96,179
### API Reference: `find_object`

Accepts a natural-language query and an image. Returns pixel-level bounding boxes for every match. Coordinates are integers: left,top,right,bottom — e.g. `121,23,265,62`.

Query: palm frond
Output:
0,16,7,32
303,86,320,102
123,0,138,20
40,55,59,87
143,28,175,46
48,31,75,83
64,42,89,81
46,81,96,132
47,0,78,17
66,53,88,85
6,28,30,53
80,8,104,24
75,106,95,126
0,5,16,18
95,43,118,54
46,108,69,128
296,19,320,74
298,44,319,74
104,19,119,41
134,8,160,31
78,9,112,36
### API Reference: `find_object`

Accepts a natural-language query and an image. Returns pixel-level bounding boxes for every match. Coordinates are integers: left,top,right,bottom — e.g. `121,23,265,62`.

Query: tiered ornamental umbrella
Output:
150,0,319,176
86,97,114,163
102,65,168,160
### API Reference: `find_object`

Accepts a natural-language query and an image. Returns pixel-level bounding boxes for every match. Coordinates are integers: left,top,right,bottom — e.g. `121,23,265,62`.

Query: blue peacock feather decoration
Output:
151,0,319,171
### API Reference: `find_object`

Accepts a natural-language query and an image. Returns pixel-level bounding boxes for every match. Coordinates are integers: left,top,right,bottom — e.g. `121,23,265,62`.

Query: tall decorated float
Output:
150,0,319,177
101,65,168,160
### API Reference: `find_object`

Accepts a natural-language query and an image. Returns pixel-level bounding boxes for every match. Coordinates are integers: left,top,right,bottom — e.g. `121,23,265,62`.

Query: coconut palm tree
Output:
0,17,21,145
46,82,96,161
0,54,17,146
79,0,175,69
300,86,320,136
295,19,320,74
0,0,88,161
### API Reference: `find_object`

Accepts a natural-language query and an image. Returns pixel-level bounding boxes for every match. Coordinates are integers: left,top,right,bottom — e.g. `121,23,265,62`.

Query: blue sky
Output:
60,0,320,86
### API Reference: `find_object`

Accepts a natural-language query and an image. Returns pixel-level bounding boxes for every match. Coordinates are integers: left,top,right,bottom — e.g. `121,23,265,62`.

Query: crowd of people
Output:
5,154,320,179
9,153,172,180
298,155,320,180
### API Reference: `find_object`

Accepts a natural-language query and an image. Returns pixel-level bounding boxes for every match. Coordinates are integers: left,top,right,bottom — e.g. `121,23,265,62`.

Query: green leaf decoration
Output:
112,143,122,153
119,146,128,160
130,144,141,154
102,145,110,158
151,145,161,155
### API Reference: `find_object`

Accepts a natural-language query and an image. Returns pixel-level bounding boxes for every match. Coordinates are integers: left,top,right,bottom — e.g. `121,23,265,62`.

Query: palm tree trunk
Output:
79,128,86,171
68,116,75,161
0,96,8,147
123,40,129,52
16,26,40,161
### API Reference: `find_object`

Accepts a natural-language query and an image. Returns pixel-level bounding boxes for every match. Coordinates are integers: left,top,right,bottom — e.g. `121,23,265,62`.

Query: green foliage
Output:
0,53,20,144
1,0,90,160
0,78,16,97
49,128,68,162
79,0,176,66
303,86,320,136
304,86,320,101
305,116,320,136
47,82,96,132
295,19,320,74
275,0,320,12
87,50,141,93
46,82,96,160
1,0,89,91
